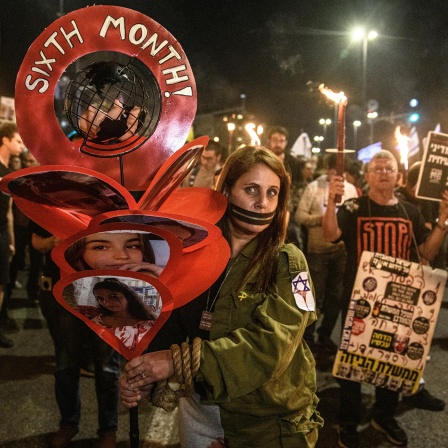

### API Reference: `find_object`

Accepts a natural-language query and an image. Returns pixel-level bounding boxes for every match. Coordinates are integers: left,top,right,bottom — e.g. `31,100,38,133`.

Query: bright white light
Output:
353,120,362,127
409,112,420,123
352,28,377,41
227,122,236,131
352,27,365,40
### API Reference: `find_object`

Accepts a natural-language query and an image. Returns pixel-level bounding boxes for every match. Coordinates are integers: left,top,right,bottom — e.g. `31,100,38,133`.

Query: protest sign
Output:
415,131,448,201
333,251,446,395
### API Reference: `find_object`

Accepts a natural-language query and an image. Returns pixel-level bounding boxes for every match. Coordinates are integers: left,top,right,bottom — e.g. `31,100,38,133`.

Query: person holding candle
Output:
182,141,225,189
323,149,448,448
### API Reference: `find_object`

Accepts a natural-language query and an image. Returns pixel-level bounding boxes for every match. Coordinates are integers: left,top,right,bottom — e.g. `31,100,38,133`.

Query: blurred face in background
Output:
22,152,39,168
9,156,22,171
3,132,25,157
267,132,287,156
200,148,221,171
302,162,314,182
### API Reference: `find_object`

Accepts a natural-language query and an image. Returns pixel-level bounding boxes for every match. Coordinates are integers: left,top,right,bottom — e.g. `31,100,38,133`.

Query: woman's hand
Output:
117,262,164,277
119,375,153,408
122,350,175,389
120,351,174,407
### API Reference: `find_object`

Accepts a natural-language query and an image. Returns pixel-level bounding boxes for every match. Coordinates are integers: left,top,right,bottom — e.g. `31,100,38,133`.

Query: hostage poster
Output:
415,131,448,202
333,251,447,395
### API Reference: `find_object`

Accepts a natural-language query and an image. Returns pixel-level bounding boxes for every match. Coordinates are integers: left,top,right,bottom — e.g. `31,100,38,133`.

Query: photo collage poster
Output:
333,251,447,395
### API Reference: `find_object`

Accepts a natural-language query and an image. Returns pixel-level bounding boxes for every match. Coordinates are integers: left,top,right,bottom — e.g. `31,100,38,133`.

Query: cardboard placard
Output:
333,251,446,395
415,131,448,202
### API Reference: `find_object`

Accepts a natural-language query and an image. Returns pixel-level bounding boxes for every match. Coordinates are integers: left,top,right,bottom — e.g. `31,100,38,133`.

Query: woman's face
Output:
94,289,128,313
82,232,144,269
227,163,280,235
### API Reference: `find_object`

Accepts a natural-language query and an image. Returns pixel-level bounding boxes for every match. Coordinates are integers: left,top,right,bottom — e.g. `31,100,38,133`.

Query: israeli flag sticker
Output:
291,271,315,311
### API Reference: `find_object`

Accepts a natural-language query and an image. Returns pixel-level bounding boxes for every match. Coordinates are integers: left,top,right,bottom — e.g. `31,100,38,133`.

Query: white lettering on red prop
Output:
24,14,192,97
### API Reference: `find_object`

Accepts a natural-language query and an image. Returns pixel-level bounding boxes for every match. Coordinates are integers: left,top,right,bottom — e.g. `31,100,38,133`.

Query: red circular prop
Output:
15,5,197,192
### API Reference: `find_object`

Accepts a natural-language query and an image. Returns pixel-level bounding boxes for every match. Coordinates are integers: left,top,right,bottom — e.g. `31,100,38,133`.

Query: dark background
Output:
1,0,448,153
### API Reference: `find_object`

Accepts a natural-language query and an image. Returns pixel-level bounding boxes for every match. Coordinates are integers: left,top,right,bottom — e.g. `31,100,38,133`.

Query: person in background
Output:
296,154,358,352
32,224,121,448
323,150,447,448
292,158,315,254
8,155,22,171
265,126,301,184
395,161,445,269
299,158,315,186
265,126,304,249
309,154,322,180
182,141,224,189
0,123,24,348
119,145,323,447
4,151,43,312
344,159,365,197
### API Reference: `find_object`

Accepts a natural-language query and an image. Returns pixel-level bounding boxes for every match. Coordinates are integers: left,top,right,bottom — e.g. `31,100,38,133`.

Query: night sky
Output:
1,0,448,152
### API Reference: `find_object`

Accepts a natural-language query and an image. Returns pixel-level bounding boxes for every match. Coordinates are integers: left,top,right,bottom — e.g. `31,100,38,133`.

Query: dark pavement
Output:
1,268,447,447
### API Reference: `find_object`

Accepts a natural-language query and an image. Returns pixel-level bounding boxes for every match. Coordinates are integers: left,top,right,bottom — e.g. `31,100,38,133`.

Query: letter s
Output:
25,75,49,93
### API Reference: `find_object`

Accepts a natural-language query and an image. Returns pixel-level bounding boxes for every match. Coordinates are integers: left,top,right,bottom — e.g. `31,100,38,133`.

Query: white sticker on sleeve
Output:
291,271,315,311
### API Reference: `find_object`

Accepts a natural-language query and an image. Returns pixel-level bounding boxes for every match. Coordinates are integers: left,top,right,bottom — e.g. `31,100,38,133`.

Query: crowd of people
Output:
1,120,448,448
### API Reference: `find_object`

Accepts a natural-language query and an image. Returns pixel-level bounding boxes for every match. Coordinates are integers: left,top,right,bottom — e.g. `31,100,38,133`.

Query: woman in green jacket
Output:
120,145,323,447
